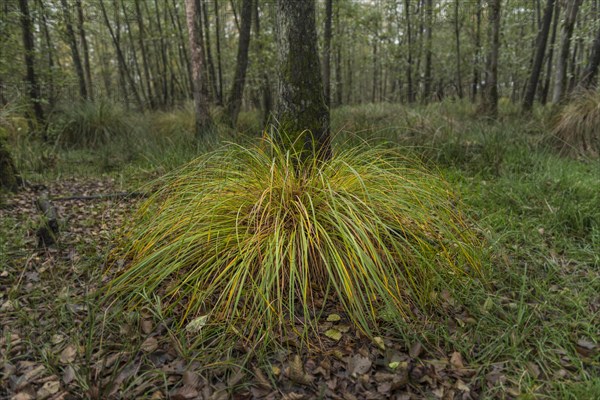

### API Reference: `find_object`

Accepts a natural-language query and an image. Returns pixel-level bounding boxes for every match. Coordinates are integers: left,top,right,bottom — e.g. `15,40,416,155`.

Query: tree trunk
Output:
482,0,501,117
202,0,220,104
404,0,414,103
276,0,330,161
454,0,463,98
523,0,556,112
60,0,87,100
422,0,433,103
214,0,224,104
471,0,482,102
37,0,56,109
18,0,45,131
185,0,214,138
552,0,582,104
541,0,561,104
334,0,343,107
227,0,253,126
0,141,19,192
578,27,600,89
254,0,273,127
134,0,155,108
76,0,93,100
323,0,333,108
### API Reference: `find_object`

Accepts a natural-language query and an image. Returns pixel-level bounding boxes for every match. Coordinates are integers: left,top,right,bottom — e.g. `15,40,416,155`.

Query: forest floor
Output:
1,106,599,399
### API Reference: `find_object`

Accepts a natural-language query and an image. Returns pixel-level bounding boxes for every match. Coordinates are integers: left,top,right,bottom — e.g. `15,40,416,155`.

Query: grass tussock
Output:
51,99,133,148
106,139,484,351
552,90,600,158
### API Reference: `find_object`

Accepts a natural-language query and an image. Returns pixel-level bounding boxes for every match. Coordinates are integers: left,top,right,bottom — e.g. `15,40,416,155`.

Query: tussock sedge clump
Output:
107,138,484,351
552,89,600,158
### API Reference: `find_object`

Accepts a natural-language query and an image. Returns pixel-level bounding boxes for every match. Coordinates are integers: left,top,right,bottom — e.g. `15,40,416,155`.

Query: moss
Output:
0,140,18,192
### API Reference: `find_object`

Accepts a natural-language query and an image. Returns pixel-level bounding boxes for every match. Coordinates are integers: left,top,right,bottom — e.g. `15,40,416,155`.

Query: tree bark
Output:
578,27,600,89
227,0,253,126
482,0,501,117
422,0,433,103
471,0,482,102
454,0,463,98
276,0,330,161
323,0,333,108
185,0,214,138
202,0,220,104
523,0,555,112
214,0,224,104
552,0,582,104
134,0,155,108
541,0,561,104
0,141,19,192
76,0,93,100
404,0,415,103
18,0,45,130
60,0,87,100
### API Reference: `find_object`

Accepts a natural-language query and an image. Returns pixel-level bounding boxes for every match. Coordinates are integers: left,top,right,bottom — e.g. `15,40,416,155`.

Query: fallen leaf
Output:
409,341,423,358
526,362,540,379
326,314,341,322
450,352,464,369
185,315,208,333
182,370,200,387
36,381,60,399
347,354,371,377
141,319,153,334
373,336,385,350
59,345,77,364
287,355,313,386
141,337,158,353
324,329,342,341
62,365,75,385
170,385,198,400
576,339,597,357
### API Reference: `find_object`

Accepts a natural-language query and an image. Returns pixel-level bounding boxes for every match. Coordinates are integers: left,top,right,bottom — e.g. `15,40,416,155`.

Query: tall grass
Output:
552,89,600,158
106,138,484,354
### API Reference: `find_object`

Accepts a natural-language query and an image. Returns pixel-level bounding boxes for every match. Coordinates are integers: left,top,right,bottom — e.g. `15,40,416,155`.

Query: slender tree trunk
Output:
482,0,501,117
99,0,143,109
202,0,220,104
226,0,253,126
454,0,463,98
121,1,148,106
422,0,433,103
323,0,333,108
37,0,56,108
134,0,155,108
552,0,582,104
334,1,343,107
76,0,93,100
185,0,213,137
214,0,224,104
153,0,169,106
276,0,330,161
404,0,414,103
523,0,555,112
18,0,45,132
578,27,600,89
254,0,272,127
541,0,561,104
471,0,482,102
60,0,87,100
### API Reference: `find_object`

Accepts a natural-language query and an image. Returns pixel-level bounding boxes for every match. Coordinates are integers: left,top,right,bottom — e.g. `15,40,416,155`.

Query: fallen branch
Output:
35,194,59,247
50,191,147,202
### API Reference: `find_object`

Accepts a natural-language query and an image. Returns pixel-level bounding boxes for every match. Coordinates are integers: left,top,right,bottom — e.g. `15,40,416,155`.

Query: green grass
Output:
1,102,597,398
106,137,484,358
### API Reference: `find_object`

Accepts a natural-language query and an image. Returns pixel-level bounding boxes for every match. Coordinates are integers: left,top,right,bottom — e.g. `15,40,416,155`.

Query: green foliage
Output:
51,99,133,148
552,90,600,158
106,139,484,351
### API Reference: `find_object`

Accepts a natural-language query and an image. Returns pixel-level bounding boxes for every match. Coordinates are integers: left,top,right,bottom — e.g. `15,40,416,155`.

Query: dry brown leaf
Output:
36,381,60,399
59,345,77,364
409,341,423,358
62,365,75,385
141,337,158,353
347,354,371,377
450,352,464,369
182,370,200,387
141,319,153,334
170,385,199,400
288,355,314,386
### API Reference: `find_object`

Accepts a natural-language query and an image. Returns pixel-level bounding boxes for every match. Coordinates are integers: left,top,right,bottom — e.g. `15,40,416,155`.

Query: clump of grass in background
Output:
50,99,133,148
552,89,600,158
106,138,484,356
